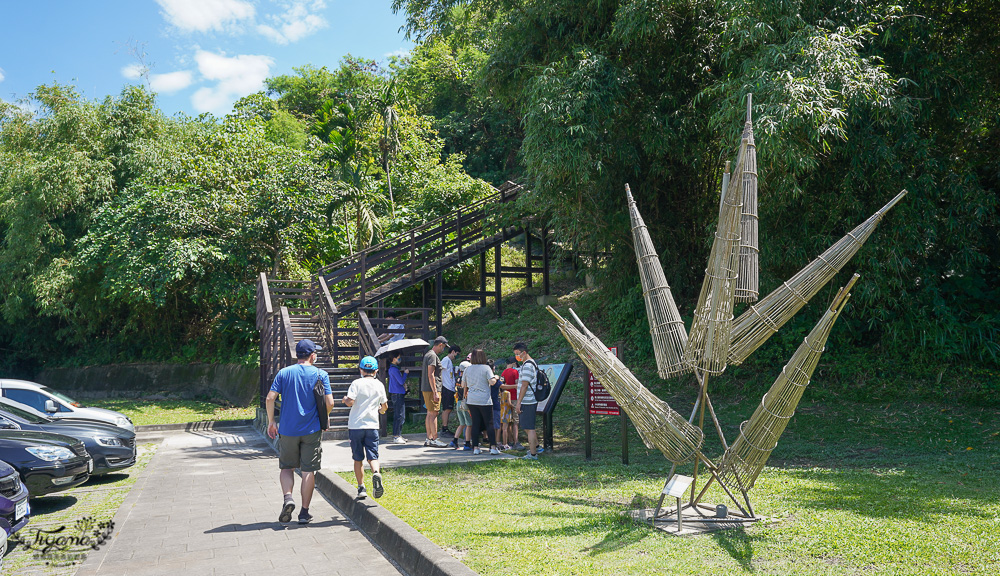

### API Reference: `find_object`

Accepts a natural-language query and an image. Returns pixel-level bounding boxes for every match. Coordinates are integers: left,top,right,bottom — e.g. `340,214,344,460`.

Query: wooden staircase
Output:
257,181,552,439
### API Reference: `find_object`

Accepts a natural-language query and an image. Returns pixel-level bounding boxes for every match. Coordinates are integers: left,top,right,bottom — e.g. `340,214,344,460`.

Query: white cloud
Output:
121,63,146,80
384,49,411,59
0,68,5,83
156,0,255,33
150,70,194,93
190,50,273,114
257,0,328,45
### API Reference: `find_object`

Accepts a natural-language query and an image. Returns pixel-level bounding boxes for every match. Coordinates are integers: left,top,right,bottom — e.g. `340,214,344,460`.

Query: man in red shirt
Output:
499,358,523,450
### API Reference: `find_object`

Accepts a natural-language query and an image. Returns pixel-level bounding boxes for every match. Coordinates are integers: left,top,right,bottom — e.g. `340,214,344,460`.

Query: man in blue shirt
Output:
266,339,333,524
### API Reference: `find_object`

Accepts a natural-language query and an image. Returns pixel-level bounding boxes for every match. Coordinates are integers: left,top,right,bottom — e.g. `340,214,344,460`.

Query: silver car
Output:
0,380,134,431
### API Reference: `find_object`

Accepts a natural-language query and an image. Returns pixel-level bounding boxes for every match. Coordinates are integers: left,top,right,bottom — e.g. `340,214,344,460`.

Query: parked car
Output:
0,458,30,539
0,379,134,431
0,431,91,497
0,399,136,476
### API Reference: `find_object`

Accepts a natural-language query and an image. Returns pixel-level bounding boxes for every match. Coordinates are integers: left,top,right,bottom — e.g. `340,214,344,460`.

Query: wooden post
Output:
525,229,533,288
495,245,503,317
359,252,367,310
457,208,464,261
621,410,629,465
480,252,487,308
542,228,550,296
584,396,592,460
435,271,444,336
409,230,416,281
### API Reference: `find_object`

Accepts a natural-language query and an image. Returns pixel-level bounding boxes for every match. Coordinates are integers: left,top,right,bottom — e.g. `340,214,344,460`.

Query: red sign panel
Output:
587,346,621,416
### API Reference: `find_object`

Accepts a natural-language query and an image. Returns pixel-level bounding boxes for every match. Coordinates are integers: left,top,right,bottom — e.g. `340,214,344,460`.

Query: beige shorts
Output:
422,390,441,412
278,431,323,472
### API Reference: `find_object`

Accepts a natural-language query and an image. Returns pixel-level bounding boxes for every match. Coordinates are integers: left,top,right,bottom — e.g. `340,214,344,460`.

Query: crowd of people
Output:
265,330,546,523
388,335,543,461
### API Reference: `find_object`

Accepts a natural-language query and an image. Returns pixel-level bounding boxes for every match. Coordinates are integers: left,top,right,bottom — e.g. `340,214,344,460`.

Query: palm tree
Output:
370,79,402,213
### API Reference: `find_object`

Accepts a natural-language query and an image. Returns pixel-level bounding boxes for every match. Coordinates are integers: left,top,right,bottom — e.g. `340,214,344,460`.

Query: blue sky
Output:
0,0,414,116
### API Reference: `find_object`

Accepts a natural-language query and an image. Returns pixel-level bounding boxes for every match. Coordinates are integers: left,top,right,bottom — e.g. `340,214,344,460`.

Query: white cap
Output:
458,361,472,369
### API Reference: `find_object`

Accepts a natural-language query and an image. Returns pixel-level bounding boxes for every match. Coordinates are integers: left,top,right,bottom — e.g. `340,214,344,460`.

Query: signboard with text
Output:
586,346,621,416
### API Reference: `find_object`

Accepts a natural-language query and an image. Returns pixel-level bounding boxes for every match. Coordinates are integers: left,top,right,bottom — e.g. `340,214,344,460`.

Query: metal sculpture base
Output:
630,503,760,536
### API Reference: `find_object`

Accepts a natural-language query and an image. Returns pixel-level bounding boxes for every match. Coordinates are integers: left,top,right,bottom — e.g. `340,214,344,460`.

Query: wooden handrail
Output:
318,276,338,315
280,306,297,360
259,273,273,315
357,309,380,358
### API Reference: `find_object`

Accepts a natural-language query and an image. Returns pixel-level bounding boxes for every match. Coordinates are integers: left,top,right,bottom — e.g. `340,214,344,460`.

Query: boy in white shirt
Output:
343,356,389,499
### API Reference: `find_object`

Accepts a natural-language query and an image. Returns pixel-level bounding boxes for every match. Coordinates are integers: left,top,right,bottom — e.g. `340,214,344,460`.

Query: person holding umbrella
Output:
387,352,409,444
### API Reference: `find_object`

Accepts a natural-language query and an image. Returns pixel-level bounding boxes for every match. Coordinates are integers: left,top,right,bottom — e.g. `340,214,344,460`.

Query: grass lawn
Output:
87,399,255,426
348,277,1000,575
350,398,999,575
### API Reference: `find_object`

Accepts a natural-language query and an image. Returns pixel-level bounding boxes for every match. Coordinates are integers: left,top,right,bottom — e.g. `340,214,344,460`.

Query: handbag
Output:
313,374,330,431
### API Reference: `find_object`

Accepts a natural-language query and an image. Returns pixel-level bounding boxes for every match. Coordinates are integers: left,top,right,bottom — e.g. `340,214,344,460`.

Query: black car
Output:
0,399,136,475
0,458,30,537
0,431,91,497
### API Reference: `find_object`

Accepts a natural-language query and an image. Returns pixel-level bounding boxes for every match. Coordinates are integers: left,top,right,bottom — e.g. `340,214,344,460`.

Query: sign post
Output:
584,346,628,463
660,475,694,532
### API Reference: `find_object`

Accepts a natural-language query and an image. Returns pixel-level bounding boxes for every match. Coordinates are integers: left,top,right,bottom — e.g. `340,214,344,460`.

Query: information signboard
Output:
586,347,621,415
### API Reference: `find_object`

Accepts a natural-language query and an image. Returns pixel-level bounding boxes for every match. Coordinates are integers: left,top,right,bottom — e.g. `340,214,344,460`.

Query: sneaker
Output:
462,445,473,451
501,444,511,451
279,501,295,523
473,447,481,455
372,473,384,499
393,436,407,444
423,438,431,446
489,447,500,455
297,509,313,524
448,439,457,448
440,427,454,437
357,486,367,499
537,447,545,453
522,453,538,461
512,443,525,451
428,438,449,448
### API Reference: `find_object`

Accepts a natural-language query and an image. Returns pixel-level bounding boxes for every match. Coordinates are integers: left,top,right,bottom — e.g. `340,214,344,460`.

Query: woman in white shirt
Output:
462,348,500,455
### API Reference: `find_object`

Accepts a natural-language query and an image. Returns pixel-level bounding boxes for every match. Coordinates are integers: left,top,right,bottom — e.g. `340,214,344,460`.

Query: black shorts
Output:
440,390,456,411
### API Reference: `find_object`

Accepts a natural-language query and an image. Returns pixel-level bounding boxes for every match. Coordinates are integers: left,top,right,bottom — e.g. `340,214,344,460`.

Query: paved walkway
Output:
320,432,517,472
76,428,403,576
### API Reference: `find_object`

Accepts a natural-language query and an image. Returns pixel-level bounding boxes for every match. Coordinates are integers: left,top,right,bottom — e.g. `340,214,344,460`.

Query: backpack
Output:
524,360,551,402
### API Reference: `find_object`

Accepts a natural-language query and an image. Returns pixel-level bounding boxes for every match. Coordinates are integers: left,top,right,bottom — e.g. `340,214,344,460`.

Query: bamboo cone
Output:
718,275,858,490
625,184,690,379
735,94,760,303
728,190,907,365
684,140,747,374
547,306,704,464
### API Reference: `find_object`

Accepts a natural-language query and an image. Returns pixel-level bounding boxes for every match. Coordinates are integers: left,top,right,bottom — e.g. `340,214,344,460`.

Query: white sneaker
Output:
489,447,500,455
428,438,449,448
473,447,481,455
393,436,407,444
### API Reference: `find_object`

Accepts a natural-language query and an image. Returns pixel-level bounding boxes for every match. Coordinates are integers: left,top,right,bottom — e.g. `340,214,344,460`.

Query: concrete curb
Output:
134,419,253,432
314,469,478,576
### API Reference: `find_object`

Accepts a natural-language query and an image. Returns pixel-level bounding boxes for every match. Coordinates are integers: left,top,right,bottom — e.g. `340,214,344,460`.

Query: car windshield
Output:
0,402,49,424
40,386,83,407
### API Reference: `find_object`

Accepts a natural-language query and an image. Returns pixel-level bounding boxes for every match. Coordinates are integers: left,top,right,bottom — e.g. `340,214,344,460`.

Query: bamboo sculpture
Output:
550,94,906,526
728,189,907,365
735,94,760,303
626,184,690,379
548,306,704,464
718,275,858,492
684,139,747,374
